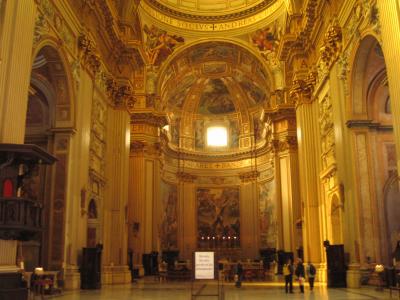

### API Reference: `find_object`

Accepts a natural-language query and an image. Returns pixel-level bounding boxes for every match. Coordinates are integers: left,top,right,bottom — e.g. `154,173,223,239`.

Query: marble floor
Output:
48,280,395,300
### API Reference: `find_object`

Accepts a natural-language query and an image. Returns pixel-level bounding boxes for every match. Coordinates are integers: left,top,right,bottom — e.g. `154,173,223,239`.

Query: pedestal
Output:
346,264,361,288
102,265,131,284
315,262,327,283
63,265,81,290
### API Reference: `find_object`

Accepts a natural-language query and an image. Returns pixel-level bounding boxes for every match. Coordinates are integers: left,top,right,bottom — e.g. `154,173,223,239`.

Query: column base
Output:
315,262,327,283
102,265,131,284
63,265,81,290
346,264,361,288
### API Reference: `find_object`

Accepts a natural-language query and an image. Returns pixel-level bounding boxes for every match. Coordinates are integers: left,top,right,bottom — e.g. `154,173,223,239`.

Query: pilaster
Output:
0,0,37,143
377,0,400,172
290,76,326,281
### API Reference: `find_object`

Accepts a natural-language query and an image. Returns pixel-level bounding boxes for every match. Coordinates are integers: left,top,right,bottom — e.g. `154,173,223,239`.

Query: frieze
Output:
131,113,168,128
176,171,197,183
239,170,260,183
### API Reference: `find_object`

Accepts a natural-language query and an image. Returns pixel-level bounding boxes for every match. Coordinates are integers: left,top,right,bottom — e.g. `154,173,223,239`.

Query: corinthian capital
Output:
289,72,316,106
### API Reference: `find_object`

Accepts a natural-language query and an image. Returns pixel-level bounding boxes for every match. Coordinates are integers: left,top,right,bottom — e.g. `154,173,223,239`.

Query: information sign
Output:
194,251,214,280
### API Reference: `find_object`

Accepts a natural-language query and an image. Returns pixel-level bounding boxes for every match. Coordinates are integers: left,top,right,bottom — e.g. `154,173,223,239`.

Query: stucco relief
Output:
259,180,277,249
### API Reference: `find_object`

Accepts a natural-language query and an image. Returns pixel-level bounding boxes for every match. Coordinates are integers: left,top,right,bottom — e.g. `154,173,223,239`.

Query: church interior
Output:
1,0,400,298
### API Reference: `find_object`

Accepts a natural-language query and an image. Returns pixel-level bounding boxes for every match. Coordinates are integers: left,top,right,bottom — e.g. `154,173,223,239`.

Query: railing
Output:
0,197,42,240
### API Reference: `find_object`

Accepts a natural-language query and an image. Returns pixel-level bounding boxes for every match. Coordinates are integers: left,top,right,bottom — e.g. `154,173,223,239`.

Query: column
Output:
378,0,400,170
0,0,37,143
290,79,326,282
102,108,131,284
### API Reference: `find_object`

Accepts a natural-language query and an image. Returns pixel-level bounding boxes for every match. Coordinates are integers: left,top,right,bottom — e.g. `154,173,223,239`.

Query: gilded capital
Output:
289,73,316,107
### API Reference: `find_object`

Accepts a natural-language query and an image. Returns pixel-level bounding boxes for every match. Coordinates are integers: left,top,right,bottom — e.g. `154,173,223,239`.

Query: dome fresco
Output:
160,42,272,115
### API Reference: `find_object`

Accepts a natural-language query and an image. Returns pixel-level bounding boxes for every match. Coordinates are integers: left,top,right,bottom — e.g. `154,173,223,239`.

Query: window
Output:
207,126,227,147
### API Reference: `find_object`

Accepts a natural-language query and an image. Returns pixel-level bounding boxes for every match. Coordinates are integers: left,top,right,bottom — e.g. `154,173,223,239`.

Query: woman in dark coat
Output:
295,258,305,293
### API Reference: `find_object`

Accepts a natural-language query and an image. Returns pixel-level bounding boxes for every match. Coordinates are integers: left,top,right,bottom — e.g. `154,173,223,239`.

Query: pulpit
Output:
0,143,56,300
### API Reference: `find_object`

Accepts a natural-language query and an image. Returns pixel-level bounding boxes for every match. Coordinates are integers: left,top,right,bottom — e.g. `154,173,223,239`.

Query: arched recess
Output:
348,35,397,267
330,193,343,245
87,199,100,248
24,44,75,271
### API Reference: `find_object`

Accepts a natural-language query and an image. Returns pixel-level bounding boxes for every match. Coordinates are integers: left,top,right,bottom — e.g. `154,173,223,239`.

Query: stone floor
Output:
47,279,395,300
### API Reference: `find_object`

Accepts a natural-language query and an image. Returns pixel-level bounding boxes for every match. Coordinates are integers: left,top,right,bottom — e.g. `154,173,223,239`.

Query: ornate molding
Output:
320,24,342,68
130,140,146,153
272,136,298,153
78,33,101,75
239,170,259,183
131,113,168,128
289,72,317,106
176,171,197,183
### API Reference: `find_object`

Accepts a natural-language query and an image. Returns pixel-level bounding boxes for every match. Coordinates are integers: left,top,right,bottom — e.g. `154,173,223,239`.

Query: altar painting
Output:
160,181,178,250
259,180,277,248
197,187,240,239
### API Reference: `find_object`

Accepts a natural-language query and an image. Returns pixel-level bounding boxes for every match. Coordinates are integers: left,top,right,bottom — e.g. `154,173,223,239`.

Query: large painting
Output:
160,181,178,250
259,180,277,248
197,187,240,240
198,79,235,114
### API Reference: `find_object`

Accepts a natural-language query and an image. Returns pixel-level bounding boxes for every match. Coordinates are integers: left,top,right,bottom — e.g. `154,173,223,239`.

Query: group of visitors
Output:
283,258,316,293
232,258,316,293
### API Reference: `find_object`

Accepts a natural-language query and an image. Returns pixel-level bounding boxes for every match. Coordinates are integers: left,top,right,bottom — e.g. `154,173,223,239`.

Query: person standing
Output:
283,259,294,293
235,261,243,288
306,262,316,291
295,258,305,293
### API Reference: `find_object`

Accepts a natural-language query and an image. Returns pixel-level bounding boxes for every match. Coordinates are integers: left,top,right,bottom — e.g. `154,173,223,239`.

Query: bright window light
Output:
207,126,227,147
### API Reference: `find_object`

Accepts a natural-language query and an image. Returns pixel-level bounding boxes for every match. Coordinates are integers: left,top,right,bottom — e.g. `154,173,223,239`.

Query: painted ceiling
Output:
159,42,272,117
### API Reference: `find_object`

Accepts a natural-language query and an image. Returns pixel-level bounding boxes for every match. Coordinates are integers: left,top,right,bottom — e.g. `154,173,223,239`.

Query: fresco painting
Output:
259,180,277,249
143,24,184,66
234,71,267,104
197,187,240,241
254,116,264,142
230,120,240,148
198,79,236,114
189,42,237,64
171,118,180,145
195,119,205,149
250,23,280,53
160,181,178,250
168,74,196,109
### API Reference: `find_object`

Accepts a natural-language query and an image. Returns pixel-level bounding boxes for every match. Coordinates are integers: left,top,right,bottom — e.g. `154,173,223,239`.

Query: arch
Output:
349,34,385,118
157,38,277,97
31,41,76,128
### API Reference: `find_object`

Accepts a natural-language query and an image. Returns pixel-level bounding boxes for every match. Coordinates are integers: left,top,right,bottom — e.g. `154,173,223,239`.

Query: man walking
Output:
306,262,316,291
283,259,294,293
295,258,305,293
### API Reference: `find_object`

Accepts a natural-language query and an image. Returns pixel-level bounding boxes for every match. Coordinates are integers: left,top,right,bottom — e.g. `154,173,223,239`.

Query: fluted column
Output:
102,108,131,284
0,0,36,143
378,0,400,171
290,79,326,282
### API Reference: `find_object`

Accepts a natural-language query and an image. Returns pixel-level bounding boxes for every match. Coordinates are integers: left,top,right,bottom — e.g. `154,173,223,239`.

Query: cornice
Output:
346,120,393,131
144,0,275,22
161,140,273,163
131,113,168,127
239,170,260,182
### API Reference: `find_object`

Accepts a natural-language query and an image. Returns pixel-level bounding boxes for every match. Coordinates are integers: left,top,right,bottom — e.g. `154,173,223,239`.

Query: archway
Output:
349,35,397,266
24,45,74,271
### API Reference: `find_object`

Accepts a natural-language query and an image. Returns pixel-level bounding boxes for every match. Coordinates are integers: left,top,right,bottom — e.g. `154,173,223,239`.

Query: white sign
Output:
195,252,214,280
